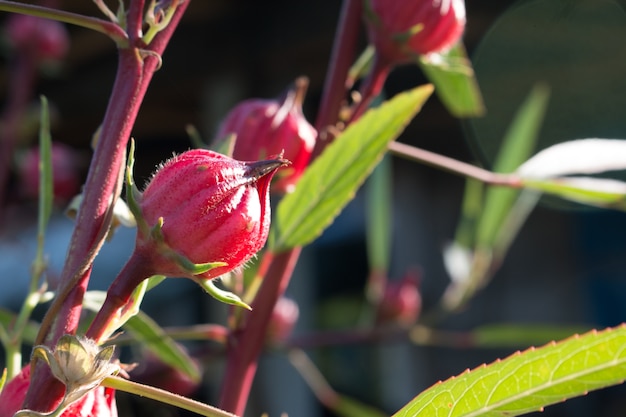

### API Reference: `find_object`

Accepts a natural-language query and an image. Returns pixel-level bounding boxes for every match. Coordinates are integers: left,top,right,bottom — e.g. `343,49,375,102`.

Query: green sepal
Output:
173,252,227,276
196,279,252,310
0,368,6,394
125,140,148,235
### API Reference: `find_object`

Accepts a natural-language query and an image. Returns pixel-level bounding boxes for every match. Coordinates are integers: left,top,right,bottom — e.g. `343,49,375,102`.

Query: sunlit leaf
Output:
522,177,626,209
518,138,626,179
394,325,626,417
272,84,434,252
418,43,485,117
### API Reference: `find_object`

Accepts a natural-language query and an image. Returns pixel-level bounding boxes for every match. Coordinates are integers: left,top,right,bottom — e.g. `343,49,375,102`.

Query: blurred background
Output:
1,0,626,416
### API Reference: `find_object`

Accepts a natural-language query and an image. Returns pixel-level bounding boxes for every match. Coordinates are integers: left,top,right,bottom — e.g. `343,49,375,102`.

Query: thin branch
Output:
388,141,522,187
0,1,128,46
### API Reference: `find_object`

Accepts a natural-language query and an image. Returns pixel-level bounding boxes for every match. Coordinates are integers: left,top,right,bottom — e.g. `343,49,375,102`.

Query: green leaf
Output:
38,96,53,243
365,155,393,272
271,84,434,252
475,85,549,248
517,139,626,178
418,43,485,118
0,308,39,345
333,395,388,417
0,367,6,394
522,177,626,210
124,311,200,381
472,323,591,348
393,325,626,417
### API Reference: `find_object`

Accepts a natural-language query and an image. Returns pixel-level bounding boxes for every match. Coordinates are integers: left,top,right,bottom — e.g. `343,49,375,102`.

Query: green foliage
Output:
365,155,393,273
271,84,434,252
332,395,388,417
37,96,53,237
124,311,201,381
394,326,626,417
475,85,549,248
418,43,484,118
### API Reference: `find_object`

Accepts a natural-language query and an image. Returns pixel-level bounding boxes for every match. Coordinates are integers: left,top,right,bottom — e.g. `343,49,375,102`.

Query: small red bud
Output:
138,149,287,280
131,350,201,397
4,14,69,63
0,366,117,417
365,0,466,63
267,297,300,344
215,78,317,194
376,269,422,326
18,142,82,202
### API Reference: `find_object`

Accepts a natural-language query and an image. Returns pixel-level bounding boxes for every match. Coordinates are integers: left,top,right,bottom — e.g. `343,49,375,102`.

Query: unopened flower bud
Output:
267,297,299,344
215,78,317,194
131,348,201,397
4,14,69,63
0,365,117,417
365,0,466,63
18,142,82,203
137,149,288,280
376,269,422,326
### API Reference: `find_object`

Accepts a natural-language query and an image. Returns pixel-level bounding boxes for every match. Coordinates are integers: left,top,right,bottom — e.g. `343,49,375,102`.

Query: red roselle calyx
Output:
376,269,422,326
137,149,288,280
86,149,287,342
267,296,300,345
365,0,466,64
0,366,117,417
215,77,317,194
4,14,69,64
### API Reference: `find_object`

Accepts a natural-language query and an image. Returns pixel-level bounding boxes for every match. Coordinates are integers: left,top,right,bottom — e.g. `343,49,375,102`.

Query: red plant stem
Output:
313,0,362,154
388,141,521,187
22,2,190,412
219,248,301,414
218,1,365,414
86,251,157,343
348,55,391,123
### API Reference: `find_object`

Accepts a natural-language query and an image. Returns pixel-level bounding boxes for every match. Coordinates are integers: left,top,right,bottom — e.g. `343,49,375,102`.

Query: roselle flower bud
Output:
18,142,82,202
365,0,466,63
0,366,117,417
215,78,317,194
267,297,300,344
137,149,287,280
376,269,422,326
4,14,69,63
131,349,201,397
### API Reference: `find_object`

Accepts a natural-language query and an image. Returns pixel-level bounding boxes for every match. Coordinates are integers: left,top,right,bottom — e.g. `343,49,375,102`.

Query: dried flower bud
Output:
215,78,317,194
137,149,287,280
4,14,69,63
376,269,422,326
365,0,466,63
267,297,300,344
18,143,82,202
0,366,117,417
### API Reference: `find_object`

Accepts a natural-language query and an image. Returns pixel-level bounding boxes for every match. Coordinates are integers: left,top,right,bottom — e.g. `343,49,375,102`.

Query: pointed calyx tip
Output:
246,158,291,180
